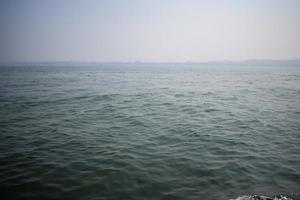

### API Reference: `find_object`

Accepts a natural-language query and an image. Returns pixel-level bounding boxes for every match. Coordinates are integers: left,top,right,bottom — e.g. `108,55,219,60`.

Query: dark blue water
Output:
0,64,299,200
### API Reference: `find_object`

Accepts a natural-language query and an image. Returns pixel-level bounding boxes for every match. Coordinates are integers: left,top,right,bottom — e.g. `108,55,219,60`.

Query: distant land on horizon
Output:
1,59,300,67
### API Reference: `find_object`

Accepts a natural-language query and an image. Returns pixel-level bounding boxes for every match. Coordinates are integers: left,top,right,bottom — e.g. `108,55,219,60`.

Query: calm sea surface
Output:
0,64,300,200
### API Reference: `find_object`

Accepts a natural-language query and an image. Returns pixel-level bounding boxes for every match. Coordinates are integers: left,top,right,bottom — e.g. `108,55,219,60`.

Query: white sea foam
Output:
230,195,292,200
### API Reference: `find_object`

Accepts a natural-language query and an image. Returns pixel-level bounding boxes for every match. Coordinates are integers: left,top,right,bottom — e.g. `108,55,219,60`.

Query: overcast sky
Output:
0,0,299,62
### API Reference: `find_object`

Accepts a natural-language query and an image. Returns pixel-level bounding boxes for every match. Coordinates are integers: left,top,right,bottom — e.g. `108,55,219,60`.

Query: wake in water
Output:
231,194,298,200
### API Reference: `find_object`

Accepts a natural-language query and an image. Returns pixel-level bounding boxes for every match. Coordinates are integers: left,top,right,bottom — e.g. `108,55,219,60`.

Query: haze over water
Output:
0,64,300,200
1,0,300,199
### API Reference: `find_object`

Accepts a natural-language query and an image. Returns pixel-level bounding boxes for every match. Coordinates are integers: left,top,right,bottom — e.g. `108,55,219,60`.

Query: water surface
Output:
0,64,299,200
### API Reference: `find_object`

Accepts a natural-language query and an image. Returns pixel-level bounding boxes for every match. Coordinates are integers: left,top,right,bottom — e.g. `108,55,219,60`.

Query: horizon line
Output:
1,58,300,65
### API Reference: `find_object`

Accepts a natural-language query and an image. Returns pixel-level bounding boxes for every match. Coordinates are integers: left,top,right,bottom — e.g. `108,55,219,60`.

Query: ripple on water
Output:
0,65,300,200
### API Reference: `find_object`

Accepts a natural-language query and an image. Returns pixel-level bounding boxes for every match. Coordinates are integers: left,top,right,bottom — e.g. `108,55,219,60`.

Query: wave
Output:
230,194,299,200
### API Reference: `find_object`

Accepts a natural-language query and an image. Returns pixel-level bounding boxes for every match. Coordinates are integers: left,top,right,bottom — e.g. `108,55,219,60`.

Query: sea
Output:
0,63,299,200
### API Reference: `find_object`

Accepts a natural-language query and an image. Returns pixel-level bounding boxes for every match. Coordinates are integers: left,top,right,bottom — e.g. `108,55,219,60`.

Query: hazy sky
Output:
0,0,300,62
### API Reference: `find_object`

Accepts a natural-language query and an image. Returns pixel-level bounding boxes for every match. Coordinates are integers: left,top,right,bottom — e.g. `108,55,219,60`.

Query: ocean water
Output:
0,64,299,200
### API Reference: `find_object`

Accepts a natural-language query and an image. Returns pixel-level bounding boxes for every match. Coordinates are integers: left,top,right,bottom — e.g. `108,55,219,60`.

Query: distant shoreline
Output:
1,59,300,67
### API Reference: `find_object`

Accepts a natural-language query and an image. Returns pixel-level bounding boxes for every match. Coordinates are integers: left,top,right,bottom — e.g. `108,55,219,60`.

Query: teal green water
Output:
0,64,300,200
